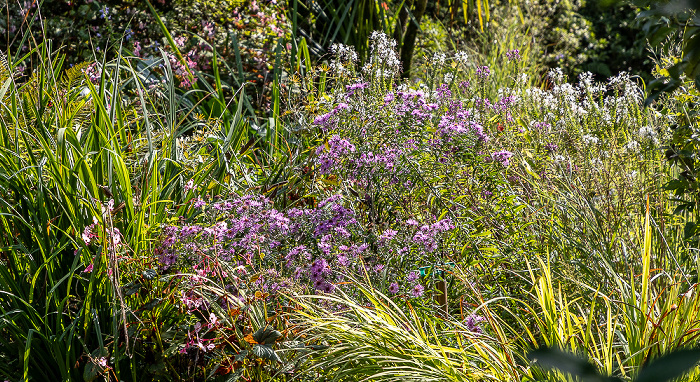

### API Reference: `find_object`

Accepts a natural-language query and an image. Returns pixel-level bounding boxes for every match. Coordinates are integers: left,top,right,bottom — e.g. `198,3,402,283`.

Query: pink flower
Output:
83,263,94,273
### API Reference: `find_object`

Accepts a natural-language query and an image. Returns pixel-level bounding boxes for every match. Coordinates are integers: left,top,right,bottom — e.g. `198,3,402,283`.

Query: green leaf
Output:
234,350,248,362
139,298,162,311
142,269,157,280
252,344,281,363
528,347,602,379
684,221,697,240
252,326,283,345
123,282,142,296
636,349,700,382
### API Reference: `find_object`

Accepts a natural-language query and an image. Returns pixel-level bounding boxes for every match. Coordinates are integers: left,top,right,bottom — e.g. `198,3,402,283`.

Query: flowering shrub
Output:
2,0,290,111
51,26,668,381
157,192,456,297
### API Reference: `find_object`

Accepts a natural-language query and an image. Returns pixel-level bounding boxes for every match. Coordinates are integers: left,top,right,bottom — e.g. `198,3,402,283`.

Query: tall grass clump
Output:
0,26,294,378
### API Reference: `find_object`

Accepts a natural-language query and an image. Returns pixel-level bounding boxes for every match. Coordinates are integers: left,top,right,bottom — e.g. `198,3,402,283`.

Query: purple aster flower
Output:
388,282,399,294
322,282,336,293
346,82,369,96
383,92,395,105
411,284,424,297
491,150,514,166
378,229,397,245
465,314,486,334
407,271,419,283
337,254,351,267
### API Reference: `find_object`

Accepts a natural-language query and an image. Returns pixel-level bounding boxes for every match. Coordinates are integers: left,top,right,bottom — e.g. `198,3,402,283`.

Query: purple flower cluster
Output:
465,314,487,334
476,65,491,79
411,218,454,253
435,83,452,100
313,103,350,130
346,82,369,96
438,112,489,143
532,121,551,131
156,188,461,303
393,89,435,123
506,49,521,62
309,258,335,293
316,135,356,174
491,150,514,167
351,146,403,176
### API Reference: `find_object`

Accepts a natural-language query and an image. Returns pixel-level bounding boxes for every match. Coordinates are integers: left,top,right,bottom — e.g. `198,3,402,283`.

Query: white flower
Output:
330,43,358,63
582,134,599,146
330,43,358,75
432,52,446,66
590,158,603,169
638,125,658,143
624,140,640,153
455,51,469,65
548,68,565,84
365,32,401,75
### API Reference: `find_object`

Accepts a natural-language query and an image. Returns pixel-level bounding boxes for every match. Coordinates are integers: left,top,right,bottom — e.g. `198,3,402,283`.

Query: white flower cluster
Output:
330,43,358,76
578,72,606,95
454,51,469,65
582,134,600,146
637,125,659,145
623,140,641,153
364,32,401,77
548,68,566,84
432,52,447,67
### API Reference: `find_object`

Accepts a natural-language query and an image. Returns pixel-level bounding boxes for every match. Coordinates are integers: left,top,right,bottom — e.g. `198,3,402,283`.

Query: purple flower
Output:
407,271,419,282
346,82,369,96
411,284,424,297
383,92,395,105
389,282,399,294
337,254,351,267
379,229,397,245
316,135,356,174
465,314,486,334
436,84,452,99
506,49,521,61
322,282,336,293
476,66,491,79
491,150,514,166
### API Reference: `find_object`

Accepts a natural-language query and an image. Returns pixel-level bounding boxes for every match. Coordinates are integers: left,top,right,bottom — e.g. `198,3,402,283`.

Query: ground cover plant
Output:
4,0,700,381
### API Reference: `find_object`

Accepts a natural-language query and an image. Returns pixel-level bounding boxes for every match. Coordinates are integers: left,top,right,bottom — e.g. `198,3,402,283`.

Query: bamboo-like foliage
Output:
292,280,529,381
516,203,700,381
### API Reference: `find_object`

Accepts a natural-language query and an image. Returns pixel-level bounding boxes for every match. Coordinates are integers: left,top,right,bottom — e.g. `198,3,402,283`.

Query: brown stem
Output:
392,0,411,47
399,0,428,78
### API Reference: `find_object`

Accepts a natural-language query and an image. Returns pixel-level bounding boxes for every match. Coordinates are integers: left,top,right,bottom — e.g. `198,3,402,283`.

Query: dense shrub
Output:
418,0,651,82
1,0,290,111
